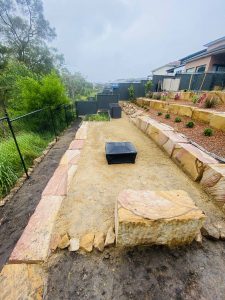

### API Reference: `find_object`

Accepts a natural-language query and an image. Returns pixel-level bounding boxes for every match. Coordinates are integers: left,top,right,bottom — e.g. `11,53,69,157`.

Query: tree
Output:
0,0,56,62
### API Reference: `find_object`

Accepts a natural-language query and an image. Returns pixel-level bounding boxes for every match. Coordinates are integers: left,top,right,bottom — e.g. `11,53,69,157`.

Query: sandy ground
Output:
54,114,225,240
0,120,80,271
45,115,225,299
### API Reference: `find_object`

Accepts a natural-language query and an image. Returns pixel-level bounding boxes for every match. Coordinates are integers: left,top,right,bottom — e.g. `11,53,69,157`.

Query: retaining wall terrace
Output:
136,98,225,132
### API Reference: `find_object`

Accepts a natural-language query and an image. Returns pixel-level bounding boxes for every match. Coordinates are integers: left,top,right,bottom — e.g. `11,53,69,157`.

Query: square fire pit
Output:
105,142,137,164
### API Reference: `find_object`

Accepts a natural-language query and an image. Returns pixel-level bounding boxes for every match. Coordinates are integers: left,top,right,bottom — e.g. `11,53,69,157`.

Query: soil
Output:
53,116,225,241
45,240,225,300
0,119,81,271
145,108,225,159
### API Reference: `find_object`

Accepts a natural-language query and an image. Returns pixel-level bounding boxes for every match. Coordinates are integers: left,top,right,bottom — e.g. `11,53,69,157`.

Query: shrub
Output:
204,128,213,136
157,112,163,116
174,93,180,100
186,121,195,128
147,92,153,98
204,96,218,108
192,95,199,104
174,117,182,123
84,112,109,121
153,93,161,100
165,113,170,119
128,84,136,101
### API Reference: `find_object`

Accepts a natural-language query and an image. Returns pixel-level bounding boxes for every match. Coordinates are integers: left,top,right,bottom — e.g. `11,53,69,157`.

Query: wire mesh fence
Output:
0,104,76,198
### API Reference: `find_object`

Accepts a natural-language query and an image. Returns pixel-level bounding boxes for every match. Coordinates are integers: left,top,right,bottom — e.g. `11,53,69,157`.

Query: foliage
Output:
145,80,152,95
84,112,109,121
165,113,170,119
186,121,195,128
204,128,213,136
161,92,168,101
174,117,181,123
0,0,56,62
204,96,218,109
192,95,199,104
61,68,94,100
0,132,50,197
128,84,135,101
16,71,69,112
157,112,163,116
146,91,153,98
153,93,161,100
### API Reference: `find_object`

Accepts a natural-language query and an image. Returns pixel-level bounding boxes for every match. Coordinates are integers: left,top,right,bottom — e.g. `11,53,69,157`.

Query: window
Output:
186,67,195,73
195,65,206,73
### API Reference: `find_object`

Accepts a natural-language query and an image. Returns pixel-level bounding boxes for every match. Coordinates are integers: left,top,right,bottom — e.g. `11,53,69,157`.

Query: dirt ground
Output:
53,115,225,240
46,239,225,300
0,120,80,271
45,115,225,299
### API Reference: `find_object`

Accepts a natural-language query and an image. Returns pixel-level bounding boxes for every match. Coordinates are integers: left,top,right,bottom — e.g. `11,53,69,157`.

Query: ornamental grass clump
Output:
204,128,213,137
174,117,182,123
186,121,195,128
165,113,170,119
157,112,163,116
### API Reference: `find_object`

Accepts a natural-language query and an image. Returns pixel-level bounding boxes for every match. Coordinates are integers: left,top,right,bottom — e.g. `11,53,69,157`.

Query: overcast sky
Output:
43,0,225,83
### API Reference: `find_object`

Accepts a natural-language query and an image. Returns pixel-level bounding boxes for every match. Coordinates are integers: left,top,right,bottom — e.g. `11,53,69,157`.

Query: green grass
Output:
84,112,110,121
0,132,51,198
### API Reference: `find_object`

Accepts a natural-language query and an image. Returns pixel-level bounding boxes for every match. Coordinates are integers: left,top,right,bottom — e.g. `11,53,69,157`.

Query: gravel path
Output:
0,120,80,271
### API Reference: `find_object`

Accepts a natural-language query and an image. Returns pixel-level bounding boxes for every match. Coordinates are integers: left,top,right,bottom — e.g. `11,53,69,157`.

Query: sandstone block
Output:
67,165,78,193
58,233,70,249
60,149,80,166
115,189,205,247
177,105,193,117
162,132,189,156
0,264,44,300
209,113,225,132
69,238,80,251
150,100,168,111
10,196,63,263
172,143,218,181
69,139,84,150
80,233,95,252
42,165,68,196
146,121,174,146
105,226,116,247
192,109,212,123
200,164,225,203
94,232,105,252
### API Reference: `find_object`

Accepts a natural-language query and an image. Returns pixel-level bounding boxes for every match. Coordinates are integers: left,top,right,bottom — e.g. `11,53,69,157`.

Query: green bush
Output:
153,93,161,100
16,71,69,112
186,121,195,128
0,133,51,197
174,117,182,123
84,112,109,121
165,113,170,119
192,95,199,104
204,128,213,136
157,112,163,116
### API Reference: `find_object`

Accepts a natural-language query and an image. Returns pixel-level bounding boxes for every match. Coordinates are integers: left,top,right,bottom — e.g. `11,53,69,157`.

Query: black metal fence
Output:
0,104,76,198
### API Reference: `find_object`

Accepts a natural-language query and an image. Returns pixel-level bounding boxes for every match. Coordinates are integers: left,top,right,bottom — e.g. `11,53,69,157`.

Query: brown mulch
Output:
145,108,225,159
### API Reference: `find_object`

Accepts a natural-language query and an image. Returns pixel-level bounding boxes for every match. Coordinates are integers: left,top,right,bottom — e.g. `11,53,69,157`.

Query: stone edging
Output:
136,98,225,132
0,122,88,299
121,102,225,211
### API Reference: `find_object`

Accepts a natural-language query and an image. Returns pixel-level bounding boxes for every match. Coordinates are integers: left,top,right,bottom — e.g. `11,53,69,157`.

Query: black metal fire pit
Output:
105,142,137,164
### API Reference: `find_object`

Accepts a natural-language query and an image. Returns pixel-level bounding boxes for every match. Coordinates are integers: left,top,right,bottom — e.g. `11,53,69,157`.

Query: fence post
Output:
64,105,69,127
5,111,29,179
49,107,57,139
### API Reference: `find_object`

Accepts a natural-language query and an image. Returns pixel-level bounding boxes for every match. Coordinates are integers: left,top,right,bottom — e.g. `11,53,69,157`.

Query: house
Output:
152,61,180,76
184,36,225,73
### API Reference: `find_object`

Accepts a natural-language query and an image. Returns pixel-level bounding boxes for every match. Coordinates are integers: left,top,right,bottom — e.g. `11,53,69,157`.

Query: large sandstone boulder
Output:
172,143,218,181
115,189,205,247
192,109,213,124
200,164,225,205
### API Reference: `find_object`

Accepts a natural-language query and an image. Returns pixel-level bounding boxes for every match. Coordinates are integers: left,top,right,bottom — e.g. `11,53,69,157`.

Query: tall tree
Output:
0,0,56,61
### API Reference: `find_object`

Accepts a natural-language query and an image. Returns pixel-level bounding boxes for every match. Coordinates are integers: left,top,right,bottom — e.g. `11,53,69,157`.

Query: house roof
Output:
152,61,180,72
204,36,225,47
184,45,225,64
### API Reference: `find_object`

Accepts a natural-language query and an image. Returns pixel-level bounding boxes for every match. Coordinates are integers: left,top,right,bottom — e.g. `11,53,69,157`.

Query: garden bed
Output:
145,108,225,159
